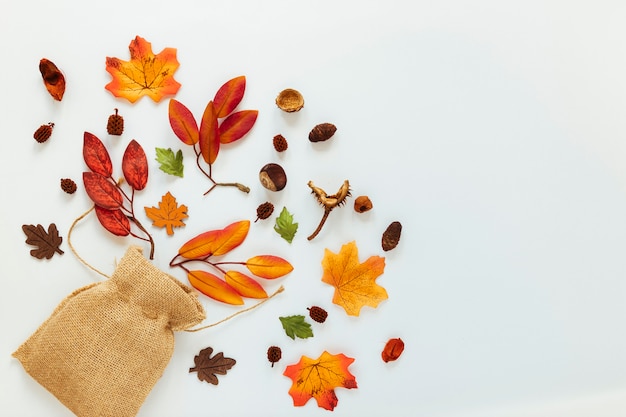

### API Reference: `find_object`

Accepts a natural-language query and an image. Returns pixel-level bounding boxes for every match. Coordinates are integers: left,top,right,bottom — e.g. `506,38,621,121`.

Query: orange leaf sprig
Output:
169,220,293,305
168,76,258,195
82,132,155,259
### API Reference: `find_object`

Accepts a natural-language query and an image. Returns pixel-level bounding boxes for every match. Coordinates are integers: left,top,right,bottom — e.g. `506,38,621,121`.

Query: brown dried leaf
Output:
189,347,236,385
22,223,64,259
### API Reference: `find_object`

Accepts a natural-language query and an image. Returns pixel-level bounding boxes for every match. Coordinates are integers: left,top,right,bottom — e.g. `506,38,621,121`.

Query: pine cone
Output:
106,108,124,135
267,346,282,367
33,122,54,143
382,221,402,251
273,134,288,152
307,306,328,323
60,178,77,194
255,201,274,222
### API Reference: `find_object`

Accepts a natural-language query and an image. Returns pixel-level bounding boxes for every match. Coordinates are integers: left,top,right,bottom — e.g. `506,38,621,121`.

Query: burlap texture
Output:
13,246,206,417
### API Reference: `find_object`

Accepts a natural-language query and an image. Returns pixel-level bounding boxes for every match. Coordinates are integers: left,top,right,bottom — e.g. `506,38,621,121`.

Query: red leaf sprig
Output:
168,76,258,195
169,220,293,305
82,132,155,259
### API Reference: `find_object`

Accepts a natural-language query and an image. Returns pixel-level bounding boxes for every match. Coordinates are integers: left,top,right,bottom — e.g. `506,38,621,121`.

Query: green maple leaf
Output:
279,315,313,340
274,206,298,243
155,147,184,177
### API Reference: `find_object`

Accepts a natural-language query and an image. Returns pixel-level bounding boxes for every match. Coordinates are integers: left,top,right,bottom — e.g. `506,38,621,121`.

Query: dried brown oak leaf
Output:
22,223,64,259
189,347,236,385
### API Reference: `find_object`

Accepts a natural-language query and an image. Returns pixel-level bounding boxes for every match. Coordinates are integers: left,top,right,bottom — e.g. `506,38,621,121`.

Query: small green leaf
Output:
279,315,313,340
155,147,184,177
274,206,298,243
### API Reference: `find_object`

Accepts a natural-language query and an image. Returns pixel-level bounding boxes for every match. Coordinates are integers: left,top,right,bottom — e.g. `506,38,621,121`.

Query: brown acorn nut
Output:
276,88,304,112
382,221,402,251
354,196,373,213
309,123,337,142
259,163,287,191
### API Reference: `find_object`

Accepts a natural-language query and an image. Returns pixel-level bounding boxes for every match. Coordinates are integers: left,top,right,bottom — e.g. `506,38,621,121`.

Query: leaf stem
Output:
307,208,331,241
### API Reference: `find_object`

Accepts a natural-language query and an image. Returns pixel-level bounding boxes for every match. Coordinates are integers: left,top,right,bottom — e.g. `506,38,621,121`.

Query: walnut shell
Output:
275,89,304,112
309,123,337,142
354,196,373,213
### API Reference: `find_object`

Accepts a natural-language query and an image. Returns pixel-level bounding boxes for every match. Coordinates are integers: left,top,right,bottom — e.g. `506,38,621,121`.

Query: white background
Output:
2,1,626,416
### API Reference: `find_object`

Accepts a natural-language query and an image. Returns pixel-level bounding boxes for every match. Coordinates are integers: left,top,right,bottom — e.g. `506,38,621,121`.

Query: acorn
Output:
307,306,328,323
106,108,124,135
60,178,77,194
382,221,402,251
267,346,282,367
273,134,288,152
275,88,304,112
33,122,54,143
354,196,373,213
259,163,287,191
255,201,275,222
309,123,337,142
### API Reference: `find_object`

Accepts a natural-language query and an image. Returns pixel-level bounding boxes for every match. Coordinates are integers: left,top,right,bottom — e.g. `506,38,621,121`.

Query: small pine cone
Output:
273,134,288,152
60,178,77,194
307,306,328,323
33,122,54,143
382,221,402,251
106,108,124,135
267,346,282,367
255,201,274,222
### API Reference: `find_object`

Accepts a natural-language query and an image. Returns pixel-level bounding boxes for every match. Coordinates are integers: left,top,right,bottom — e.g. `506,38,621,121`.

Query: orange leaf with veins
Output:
105,36,181,103
321,241,387,316
178,220,250,259
283,351,357,411
144,192,188,235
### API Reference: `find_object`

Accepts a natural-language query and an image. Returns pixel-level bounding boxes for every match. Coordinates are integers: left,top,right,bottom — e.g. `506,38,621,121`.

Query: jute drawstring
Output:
67,206,285,331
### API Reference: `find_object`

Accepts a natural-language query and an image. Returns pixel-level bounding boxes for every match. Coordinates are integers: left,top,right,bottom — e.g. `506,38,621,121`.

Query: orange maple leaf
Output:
105,36,181,103
283,351,357,411
321,241,387,316
144,192,188,235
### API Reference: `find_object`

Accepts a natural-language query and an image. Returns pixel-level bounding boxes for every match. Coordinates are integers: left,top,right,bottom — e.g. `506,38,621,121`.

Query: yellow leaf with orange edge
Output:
178,220,250,259
187,270,243,305
246,255,293,279
224,271,268,299
105,36,181,103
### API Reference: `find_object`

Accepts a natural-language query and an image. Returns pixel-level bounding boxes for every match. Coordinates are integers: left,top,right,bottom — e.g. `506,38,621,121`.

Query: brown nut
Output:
309,123,337,142
382,221,402,251
354,196,373,213
276,88,304,112
259,163,287,191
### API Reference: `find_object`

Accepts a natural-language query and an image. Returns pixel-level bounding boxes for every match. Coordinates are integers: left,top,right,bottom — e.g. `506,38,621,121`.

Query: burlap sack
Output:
13,246,206,417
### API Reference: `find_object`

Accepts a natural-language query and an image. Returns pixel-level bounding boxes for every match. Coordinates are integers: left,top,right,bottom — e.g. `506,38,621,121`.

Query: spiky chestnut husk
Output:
33,123,54,143
267,346,282,367
307,306,328,323
255,201,275,222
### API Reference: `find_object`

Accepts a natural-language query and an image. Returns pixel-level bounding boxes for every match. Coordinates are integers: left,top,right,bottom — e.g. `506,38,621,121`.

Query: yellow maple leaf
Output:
321,241,387,316
144,192,188,235
105,36,181,103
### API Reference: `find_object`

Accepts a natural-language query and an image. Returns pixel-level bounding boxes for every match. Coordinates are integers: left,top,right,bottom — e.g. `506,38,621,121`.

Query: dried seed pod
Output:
382,221,402,251
307,306,328,323
60,178,77,194
309,123,337,142
354,196,373,213
106,108,124,135
275,88,304,112
33,123,54,143
273,134,288,152
382,338,405,363
267,346,282,367
39,58,65,101
259,163,287,191
255,201,275,222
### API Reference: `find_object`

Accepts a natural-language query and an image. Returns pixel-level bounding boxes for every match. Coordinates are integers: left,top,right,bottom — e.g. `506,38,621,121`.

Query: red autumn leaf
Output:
83,172,123,209
104,36,181,103
199,101,220,164
178,220,250,259
83,132,113,177
382,338,405,363
187,270,244,305
39,58,65,101
213,76,246,118
169,99,199,145
122,139,148,190
245,255,293,279
224,271,268,299
283,351,357,411
219,110,258,144
94,205,131,236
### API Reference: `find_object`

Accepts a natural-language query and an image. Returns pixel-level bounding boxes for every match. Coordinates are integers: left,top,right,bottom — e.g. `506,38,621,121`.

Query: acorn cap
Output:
276,89,304,112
